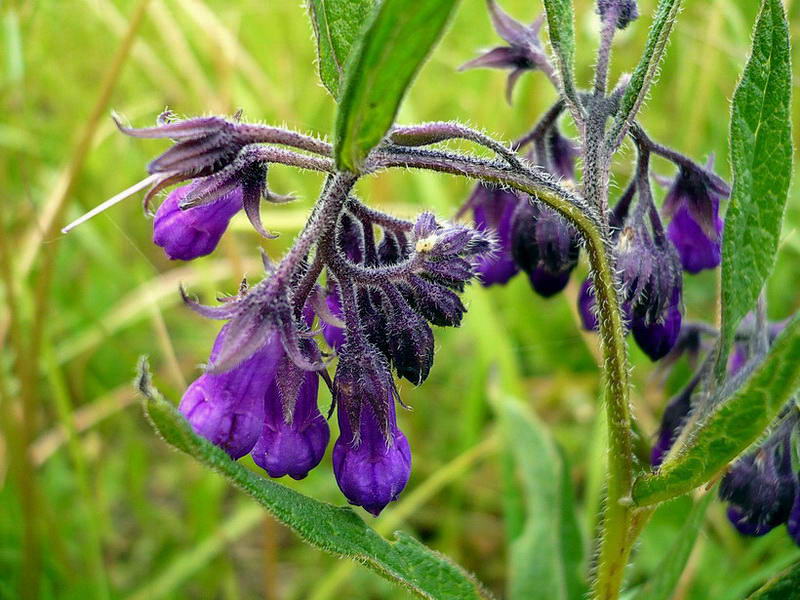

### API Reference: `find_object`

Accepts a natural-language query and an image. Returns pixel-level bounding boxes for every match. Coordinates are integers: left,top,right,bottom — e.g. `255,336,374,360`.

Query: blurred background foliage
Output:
1,0,799,598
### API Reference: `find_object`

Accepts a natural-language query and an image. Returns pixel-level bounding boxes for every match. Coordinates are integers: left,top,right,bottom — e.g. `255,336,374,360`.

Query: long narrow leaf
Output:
718,0,793,373
307,0,374,99
606,0,682,149
541,0,579,113
136,359,493,600
334,0,458,171
632,315,800,506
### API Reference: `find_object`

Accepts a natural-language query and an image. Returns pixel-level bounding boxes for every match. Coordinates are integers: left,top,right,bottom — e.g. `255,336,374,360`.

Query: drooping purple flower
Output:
118,112,290,233
632,288,683,361
251,354,329,480
597,0,639,29
465,184,520,286
332,343,411,515
615,215,683,326
720,422,798,537
153,183,243,261
663,162,730,274
651,376,698,467
382,287,435,385
459,0,550,102
179,326,283,459
511,201,580,297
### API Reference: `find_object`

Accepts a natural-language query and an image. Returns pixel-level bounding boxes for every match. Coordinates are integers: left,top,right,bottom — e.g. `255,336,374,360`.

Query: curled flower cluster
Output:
114,113,493,515
458,2,730,363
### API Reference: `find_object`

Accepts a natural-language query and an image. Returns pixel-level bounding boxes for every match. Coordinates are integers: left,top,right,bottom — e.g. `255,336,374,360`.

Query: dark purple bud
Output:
358,288,392,358
632,288,683,361
663,163,730,273
251,355,329,480
459,1,548,102
383,290,435,385
547,127,579,181
651,376,697,467
529,267,571,298
153,184,242,261
597,0,639,29
511,201,579,297
332,343,411,515
377,230,408,265
615,217,682,325
466,184,520,286
179,326,283,459
403,276,466,328
322,286,346,351
720,421,798,537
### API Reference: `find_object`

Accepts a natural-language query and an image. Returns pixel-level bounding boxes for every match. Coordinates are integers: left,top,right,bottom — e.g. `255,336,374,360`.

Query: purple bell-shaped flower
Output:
153,184,243,261
251,354,329,480
179,326,283,459
332,344,411,516
663,162,730,274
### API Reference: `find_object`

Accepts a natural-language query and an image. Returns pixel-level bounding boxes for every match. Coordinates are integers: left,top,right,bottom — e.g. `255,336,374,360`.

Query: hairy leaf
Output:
606,0,682,148
136,359,493,600
632,315,800,505
541,0,578,111
307,0,374,98
334,0,458,171
631,492,713,600
492,394,585,600
747,561,800,599
718,0,793,372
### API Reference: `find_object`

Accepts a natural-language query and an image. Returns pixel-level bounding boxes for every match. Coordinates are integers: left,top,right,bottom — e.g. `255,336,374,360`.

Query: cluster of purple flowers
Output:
460,1,730,362
118,113,494,516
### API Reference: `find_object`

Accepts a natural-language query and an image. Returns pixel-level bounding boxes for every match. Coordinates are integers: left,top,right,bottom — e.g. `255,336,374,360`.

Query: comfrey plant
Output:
65,0,795,598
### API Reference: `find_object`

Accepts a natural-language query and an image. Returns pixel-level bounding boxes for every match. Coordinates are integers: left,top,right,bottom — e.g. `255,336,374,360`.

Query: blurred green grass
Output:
1,0,799,598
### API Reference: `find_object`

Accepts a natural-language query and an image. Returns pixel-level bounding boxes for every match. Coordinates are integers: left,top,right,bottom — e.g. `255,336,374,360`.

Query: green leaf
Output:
718,0,793,371
307,0,374,99
136,359,493,600
541,0,578,109
491,393,586,600
747,561,800,599
606,0,682,148
631,492,713,600
334,0,458,171
632,315,800,506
